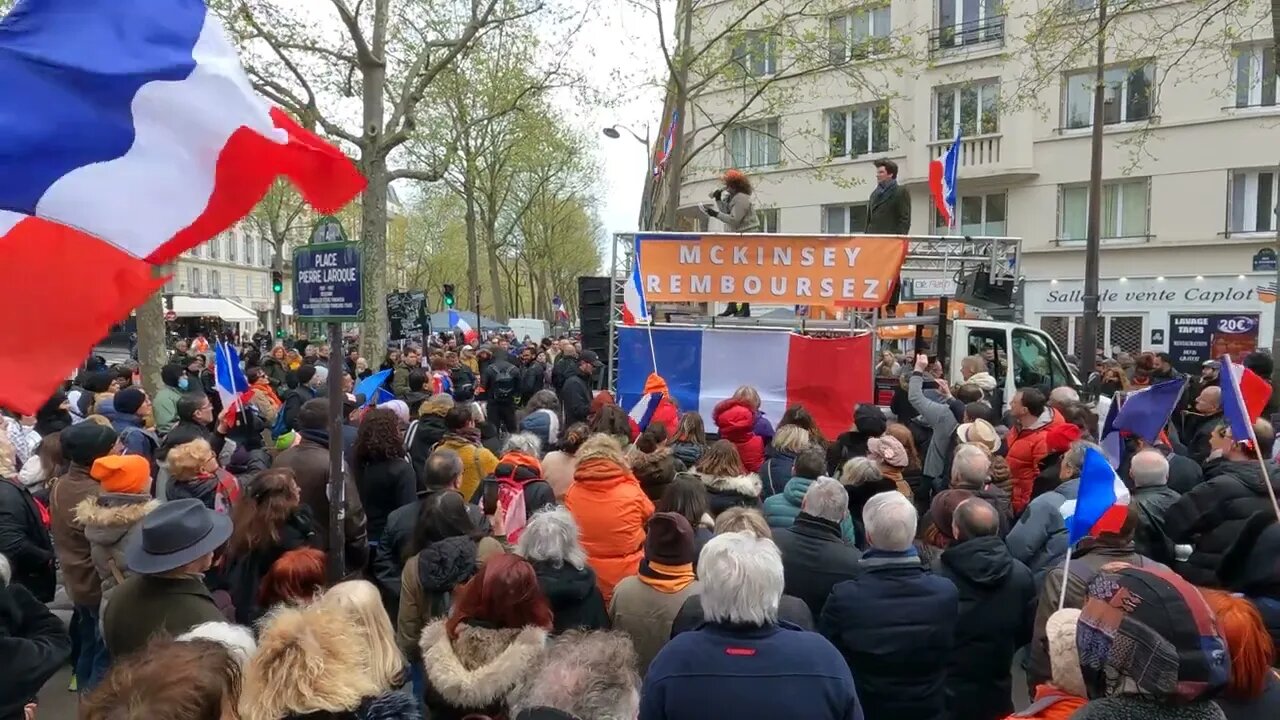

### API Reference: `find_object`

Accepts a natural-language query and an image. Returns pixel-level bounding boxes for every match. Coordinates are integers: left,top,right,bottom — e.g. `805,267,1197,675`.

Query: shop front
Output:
1022,273,1274,369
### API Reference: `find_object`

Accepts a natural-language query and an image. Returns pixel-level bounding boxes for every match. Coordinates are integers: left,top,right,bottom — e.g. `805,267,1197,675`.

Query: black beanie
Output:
61,423,119,466
113,387,147,416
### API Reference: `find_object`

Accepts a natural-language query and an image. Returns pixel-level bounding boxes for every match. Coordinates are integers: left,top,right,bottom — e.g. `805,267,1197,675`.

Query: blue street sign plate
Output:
294,242,363,321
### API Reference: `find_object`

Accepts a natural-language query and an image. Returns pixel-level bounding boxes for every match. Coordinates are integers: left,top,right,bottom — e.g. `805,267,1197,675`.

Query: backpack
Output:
489,364,520,403
495,473,530,543
451,367,476,402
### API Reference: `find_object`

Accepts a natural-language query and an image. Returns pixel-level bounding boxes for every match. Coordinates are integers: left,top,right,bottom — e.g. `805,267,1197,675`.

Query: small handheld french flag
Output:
929,129,961,228
1060,447,1131,545
449,310,479,344
628,391,663,432
214,341,252,420
621,236,649,326
1220,354,1271,446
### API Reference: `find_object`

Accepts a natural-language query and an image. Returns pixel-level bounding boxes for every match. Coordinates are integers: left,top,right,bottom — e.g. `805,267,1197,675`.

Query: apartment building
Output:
653,0,1278,369
163,222,286,333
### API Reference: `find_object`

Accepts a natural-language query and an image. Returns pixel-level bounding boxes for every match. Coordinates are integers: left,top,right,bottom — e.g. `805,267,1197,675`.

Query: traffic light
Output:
442,283,456,307
271,270,283,294
276,328,284,338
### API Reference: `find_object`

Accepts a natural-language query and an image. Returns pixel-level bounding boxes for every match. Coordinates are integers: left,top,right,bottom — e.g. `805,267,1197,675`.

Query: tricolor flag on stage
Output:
1061,447,1131,545
0,0,365,413
1220,354,1272,446
622,237,650,326
929,129,961,229
449,310,479,344
616,327,872,438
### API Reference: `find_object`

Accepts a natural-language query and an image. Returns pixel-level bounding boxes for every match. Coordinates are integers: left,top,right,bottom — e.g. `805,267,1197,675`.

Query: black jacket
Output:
0,479,55,602
279,386,317,434
520,360,547,402
1217,512,1280,655
771,513,862,618
1167,451,1204,494
354,458,418,543
819,550,958,720
937,536,1035,720
865,180,912,234
406,415,449,481
531,560,609,635
0,581,71,718
1187,412,1225,465
479,357,520,405
218,506,319,626
669,593,813,637
373,489,486,606
560,372,592,427
759,448,796,499
1166,458,1280,586
1131,484,1181,565
826,405,887,475
551,355,577,392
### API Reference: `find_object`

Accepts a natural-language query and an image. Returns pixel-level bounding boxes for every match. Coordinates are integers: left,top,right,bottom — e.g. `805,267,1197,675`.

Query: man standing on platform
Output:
865,159,912,235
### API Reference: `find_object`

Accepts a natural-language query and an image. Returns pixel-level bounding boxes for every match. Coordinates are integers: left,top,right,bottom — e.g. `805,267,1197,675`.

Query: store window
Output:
1045,315,1144,356
823,203,869,234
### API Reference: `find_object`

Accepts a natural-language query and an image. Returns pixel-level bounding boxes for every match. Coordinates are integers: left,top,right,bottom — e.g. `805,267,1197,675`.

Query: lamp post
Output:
602,124,654,230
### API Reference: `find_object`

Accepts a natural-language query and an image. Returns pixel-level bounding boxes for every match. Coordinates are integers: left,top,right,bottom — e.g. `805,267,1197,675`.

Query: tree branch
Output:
329,0,375,64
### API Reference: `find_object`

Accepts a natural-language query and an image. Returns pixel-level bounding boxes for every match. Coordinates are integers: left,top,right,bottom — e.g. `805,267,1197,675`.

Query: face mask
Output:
178,377,190,391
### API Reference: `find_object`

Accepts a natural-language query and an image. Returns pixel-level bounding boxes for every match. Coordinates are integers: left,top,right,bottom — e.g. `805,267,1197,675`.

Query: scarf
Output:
444,428,482,446
298,428,330,448
251,379,282,407
640,561,697,593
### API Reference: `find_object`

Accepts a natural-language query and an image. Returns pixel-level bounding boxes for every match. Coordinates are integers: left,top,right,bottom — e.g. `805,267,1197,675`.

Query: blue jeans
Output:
73,604,111,691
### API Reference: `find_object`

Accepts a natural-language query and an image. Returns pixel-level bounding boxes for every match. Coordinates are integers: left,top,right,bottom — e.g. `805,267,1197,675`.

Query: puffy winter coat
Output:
531,560,610,635
1007,478,1079,581
759,447,796,499
696,471,762,518
419,619,548,720
762,475,857,545
395,534,503,659
1006,409,1064,513
712,399,765,472
564,458,654,603
74,492,159,616
1166,458,1280,586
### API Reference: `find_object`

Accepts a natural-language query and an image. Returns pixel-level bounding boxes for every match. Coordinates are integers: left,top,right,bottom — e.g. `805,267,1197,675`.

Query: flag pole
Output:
1057,547,1072,610
1249,437,1280,521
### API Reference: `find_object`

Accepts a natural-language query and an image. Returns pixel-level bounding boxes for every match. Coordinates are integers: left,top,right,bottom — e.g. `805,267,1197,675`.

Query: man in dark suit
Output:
865,158,912,234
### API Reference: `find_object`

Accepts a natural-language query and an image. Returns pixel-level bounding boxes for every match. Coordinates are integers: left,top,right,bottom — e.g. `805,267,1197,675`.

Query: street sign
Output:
164,310,177,321
1253,248,1277,272
294,241,364,321
310,215,349,245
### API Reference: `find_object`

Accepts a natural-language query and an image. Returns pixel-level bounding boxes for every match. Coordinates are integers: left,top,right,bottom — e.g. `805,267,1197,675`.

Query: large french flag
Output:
616,327,872,439
929,129,961,228
0,0,365,413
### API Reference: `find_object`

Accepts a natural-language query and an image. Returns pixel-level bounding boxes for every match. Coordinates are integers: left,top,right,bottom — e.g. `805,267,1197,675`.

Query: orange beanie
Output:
91,455,152,494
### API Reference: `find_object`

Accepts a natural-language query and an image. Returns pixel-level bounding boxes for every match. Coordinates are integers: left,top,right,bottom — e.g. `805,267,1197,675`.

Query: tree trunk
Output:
136,265,171,397
359,55,389,363
485,233,506,321
464,175,481,313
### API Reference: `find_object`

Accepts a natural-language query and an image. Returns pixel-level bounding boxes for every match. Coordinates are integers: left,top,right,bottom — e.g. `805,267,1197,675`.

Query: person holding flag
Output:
1164,356,1280,586
627,373,679,438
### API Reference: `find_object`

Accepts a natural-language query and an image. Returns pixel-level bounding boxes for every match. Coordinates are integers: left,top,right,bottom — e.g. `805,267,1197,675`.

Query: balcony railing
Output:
929,15,1006,54
929,133,1002,168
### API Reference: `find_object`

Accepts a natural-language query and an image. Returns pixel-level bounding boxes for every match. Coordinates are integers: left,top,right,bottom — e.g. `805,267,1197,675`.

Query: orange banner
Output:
637,233,908,308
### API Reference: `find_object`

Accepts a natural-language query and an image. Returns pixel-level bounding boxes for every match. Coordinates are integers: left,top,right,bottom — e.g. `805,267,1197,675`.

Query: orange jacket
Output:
1006,409,1063,514
1004,685,1086,720
564,458,654,603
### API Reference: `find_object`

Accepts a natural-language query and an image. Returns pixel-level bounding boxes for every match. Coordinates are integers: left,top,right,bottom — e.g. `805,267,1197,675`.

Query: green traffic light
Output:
272,282,283,293
444,295,455,307
275,328,284,338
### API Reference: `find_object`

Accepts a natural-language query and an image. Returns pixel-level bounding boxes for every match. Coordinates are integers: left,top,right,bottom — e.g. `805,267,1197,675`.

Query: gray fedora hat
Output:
124,498,232,575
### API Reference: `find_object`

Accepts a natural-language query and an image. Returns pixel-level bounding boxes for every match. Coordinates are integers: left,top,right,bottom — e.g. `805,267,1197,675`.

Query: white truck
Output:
507,317,550,342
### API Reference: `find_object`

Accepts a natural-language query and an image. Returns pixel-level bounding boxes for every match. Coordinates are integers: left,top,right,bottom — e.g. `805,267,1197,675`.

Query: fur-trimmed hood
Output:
418,619,547,711
695,470,761,498
74,493,159,546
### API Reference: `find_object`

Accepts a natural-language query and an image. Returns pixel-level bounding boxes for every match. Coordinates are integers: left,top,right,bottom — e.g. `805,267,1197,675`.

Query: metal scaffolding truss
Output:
901,234,1021,282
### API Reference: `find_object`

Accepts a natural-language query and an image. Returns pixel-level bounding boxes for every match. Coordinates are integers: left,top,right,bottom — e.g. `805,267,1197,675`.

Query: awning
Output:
171,296,259,323
280,303,294,316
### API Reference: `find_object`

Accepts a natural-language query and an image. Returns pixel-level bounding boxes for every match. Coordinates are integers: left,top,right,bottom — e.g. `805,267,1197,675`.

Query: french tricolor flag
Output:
616,327,873,438
1061,447,1131,546
449,310,479,344
621,237,649,326
0,0,365,413
929,129,961,229
1220,354,1272,446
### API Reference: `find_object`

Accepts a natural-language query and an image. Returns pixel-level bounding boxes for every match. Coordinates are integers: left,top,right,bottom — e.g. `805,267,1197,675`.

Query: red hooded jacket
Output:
713,399,765,472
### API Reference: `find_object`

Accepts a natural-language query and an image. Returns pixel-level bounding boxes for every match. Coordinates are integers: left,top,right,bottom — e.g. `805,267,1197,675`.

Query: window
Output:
759,208,780,233
727,120,780,168
1229,170,1278,234
210,270,221,296
932,193,1006,235
261,240,272,267
827,103,890,158
190,267,202,294
731,30,776,77
260,277,268,297
1064,64,1153,129
828,5,891,63
244,236,254,266
1058,179,1149,241
1235,45,1277,108
823,203,869,234
228,235,237,263
1012,327,1073,392
935,81,999,139
936,0,1003,48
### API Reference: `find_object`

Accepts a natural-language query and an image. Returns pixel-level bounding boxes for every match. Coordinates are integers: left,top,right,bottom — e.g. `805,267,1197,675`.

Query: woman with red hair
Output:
1203,589,1280,720
705,168,759,318
418,554,551,719
257,547,326,611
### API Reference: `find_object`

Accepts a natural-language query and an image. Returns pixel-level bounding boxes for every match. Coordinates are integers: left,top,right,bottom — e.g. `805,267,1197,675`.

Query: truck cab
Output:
949,319,1082,411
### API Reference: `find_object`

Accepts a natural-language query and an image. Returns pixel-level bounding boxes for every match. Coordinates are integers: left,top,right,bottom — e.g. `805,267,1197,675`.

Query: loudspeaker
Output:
578,276,614,358
954,268,1014,309
578,277,612,307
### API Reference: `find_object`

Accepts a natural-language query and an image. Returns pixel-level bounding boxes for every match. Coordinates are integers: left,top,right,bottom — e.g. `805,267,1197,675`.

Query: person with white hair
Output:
1128,448,1179,564
494,432,556,544
641,533,863,720
818,491,959,720
510,630,641,720
949,443,1014,535
1047,386,1079,409
771,477,863,617
517,507,609,634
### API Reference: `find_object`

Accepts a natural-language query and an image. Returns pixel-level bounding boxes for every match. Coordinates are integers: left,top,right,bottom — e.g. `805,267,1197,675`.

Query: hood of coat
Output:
418,620,548,710
75,493,159,545
781,475,815,507
629,446,676,479
696,470,761,498
712,399,756,440
350,690,420,720
669,441,704,465
532,560,598,605
941,535,1016,587
418,536,479,593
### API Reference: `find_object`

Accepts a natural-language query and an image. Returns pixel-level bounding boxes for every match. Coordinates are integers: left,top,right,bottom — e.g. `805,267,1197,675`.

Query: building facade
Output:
652,0,1277,366
163,221,286,334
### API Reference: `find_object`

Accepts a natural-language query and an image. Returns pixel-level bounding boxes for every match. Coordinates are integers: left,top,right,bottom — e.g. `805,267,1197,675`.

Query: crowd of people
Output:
3,333,1280,720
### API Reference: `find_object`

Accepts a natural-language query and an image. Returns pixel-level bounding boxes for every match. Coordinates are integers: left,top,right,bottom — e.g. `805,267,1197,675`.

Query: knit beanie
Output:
644,512,695,566
61,422,119,466
113,387,147,416
90,454,152,494
1046,609,1086,697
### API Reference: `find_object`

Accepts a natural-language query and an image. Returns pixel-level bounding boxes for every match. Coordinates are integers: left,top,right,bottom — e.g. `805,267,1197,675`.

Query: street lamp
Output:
602,123,654,230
